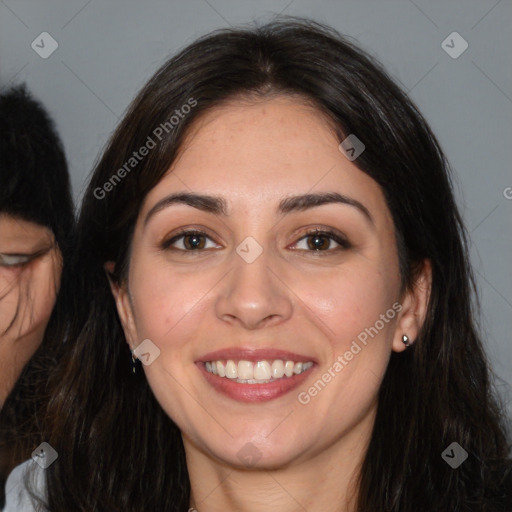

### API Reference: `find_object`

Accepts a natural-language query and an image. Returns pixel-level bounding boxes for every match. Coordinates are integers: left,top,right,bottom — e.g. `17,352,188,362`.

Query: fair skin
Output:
0,214,62,407
110,96,431,512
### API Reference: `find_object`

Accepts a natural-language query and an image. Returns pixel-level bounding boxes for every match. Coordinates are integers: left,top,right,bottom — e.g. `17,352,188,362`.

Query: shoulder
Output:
2,459,46,512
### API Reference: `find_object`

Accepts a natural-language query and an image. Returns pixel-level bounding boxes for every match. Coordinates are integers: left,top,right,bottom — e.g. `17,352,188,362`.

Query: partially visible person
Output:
0,216,60,407
0,84,74,506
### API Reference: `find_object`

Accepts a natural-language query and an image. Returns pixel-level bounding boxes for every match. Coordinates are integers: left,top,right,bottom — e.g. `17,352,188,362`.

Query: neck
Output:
185,403,376,512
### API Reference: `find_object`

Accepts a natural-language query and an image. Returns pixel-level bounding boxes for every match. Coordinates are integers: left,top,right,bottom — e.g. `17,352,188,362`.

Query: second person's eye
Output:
0,253,34,267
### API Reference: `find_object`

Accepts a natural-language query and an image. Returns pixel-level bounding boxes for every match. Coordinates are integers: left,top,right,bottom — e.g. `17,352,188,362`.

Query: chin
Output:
205,434,306,470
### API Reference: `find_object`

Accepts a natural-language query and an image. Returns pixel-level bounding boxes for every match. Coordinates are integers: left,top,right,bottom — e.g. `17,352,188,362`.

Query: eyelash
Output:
160,228,351,256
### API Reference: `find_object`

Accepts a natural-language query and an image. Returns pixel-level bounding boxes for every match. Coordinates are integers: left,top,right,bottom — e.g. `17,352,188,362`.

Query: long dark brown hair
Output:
17,17,512,511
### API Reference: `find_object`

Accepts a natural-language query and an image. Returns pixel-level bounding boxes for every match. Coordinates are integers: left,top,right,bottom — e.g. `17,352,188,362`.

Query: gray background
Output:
1,0,511,422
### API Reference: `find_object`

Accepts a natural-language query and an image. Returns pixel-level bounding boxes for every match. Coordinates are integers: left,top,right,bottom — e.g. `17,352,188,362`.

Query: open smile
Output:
197,349,317,402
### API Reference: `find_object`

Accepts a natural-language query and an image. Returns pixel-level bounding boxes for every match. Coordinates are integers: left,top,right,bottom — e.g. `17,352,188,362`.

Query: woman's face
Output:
0,215,62,405
113,96,429,470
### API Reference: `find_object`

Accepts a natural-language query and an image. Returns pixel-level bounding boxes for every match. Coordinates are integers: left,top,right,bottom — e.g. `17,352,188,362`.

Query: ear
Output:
104,261,138,351
392,259,432,353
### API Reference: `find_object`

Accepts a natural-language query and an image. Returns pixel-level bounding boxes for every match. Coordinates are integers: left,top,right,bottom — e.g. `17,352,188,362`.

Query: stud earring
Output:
402,334,411,347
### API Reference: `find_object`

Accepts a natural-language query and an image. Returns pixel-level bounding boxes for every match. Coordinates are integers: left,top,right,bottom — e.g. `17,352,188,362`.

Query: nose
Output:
214,243,293,330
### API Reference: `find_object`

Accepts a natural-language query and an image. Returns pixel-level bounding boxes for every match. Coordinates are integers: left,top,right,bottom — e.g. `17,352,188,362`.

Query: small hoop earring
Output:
131,351,138,374
402,334,411,347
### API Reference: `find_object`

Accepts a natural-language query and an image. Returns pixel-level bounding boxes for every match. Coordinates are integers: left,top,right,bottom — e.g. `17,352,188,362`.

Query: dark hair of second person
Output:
0,84,74,506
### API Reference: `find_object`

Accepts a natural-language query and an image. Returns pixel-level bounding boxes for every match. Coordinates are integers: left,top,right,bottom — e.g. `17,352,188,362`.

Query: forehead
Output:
0,214,50,239
140,96,392,228
174,95,340,173
0,214,54,254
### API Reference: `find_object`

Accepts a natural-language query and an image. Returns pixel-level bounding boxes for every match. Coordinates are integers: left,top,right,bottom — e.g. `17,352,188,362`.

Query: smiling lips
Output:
197,349,316,402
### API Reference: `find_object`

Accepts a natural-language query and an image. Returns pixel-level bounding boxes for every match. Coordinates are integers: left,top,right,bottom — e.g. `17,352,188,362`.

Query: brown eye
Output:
161,230,219,251
182,233,206,250
292,229,351,254
306,233,331,251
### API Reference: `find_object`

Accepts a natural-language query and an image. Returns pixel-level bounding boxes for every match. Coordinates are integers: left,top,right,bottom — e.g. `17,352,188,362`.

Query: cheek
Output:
318,267,397,384
0,270,21,331
0,265,57,338
129,263,216,427
31,257,61,327
301,264,397,347
294,272,396,437
129,261,211,349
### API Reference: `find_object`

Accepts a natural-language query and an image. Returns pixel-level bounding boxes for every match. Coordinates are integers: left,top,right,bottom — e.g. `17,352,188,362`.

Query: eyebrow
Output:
144,191,374,227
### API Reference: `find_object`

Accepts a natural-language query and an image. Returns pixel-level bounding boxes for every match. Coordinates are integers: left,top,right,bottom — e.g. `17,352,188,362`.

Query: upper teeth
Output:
205,359,313,382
